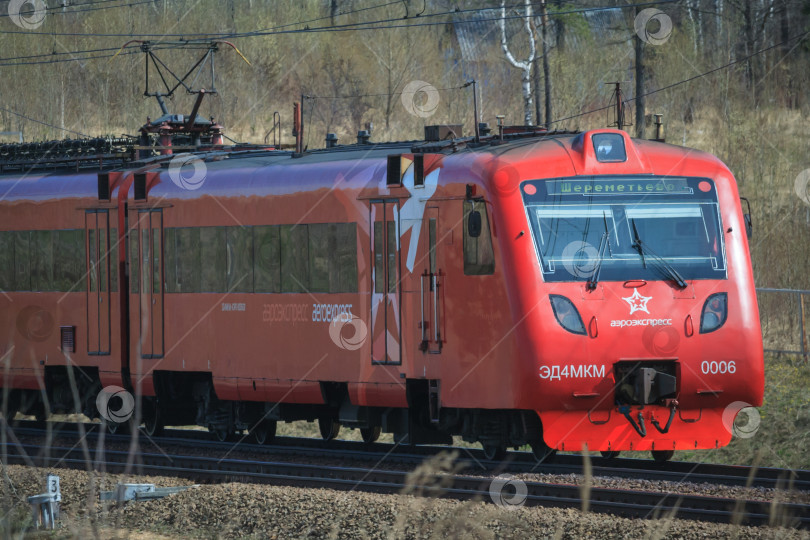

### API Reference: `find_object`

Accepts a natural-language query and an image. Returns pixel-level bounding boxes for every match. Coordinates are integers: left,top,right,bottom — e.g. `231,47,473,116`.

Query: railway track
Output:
2,440,808,529
6,420,810,492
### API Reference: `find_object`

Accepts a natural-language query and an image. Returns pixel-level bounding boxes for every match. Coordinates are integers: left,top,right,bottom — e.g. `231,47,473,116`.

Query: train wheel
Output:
482,443,507,461
252,420,277,445
210,427,230,442
106,419,131,435
530,441,557,463
651,450,674,463
360,426,381,444
143,407,164,438
600,451,621,459
319,417,340,441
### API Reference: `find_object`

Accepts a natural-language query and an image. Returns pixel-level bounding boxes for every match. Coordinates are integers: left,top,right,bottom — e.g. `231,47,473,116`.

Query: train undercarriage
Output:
1,368,556,462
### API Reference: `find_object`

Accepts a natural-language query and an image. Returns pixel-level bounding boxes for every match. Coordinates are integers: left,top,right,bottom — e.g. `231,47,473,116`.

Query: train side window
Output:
308,222,358,293
337,222,358,292
0,232,14,291
254,225,281,293
14,231,31,291
280,224,310,293
109,228,118,292
31,230,55,291
129,226,139,294
373,221,385,294
164,228,177,292
463,201,495,275
51,229,86,293
200,227,226,292
387,220,397,292
226,226,254,293
165,228,202,293
100,227,109,293
308,223,332,293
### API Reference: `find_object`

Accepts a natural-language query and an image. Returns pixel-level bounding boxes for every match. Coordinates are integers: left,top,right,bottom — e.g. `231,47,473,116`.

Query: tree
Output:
499,0,536,125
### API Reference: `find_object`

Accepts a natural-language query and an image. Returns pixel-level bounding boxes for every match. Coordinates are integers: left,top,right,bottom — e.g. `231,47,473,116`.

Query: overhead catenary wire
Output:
5,28,807,139
0,0,676,67
548,29,810,128
0,0,677,39
0,105,91,138
0,0,171,20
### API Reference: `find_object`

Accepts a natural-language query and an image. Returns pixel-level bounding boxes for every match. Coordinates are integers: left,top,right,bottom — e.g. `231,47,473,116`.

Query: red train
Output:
0,123,764,461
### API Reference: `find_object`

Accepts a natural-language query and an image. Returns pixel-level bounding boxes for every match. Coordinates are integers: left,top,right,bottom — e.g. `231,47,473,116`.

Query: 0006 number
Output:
701,360,736,374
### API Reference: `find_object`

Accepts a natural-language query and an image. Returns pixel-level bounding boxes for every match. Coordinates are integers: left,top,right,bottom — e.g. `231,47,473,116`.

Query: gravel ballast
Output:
1,464,808,539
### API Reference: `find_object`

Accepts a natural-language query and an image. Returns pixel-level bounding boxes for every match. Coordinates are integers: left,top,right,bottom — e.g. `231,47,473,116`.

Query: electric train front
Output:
519,165,764,459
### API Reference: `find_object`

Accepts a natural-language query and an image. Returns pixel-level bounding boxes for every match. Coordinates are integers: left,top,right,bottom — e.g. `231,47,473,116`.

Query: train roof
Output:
0,128,730,203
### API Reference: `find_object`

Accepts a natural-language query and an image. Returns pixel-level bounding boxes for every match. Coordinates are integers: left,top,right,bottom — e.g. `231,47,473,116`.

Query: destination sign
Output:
546,178,692,196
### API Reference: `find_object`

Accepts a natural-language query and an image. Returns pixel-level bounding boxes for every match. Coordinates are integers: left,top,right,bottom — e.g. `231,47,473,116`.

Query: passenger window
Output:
54,230,85,292
200,227,226,292
31,230,55,291
129,226,139,293
226,226,253,293
109,228,118,292
336,223,358,292
280,225,309,292
0,232,13,291
308,223,331,293
463,200,495,275
254,226,281,293
14,231,31,291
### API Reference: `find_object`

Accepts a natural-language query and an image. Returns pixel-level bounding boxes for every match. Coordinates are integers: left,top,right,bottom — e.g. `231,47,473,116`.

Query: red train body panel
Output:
0,128,764,458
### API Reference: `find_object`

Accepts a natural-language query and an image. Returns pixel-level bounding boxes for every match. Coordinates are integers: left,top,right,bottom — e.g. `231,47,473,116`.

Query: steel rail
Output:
2,442,808,529
7,421,810,492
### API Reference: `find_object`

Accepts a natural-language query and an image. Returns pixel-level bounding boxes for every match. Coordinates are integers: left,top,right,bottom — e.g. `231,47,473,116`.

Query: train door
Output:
85,209,111,355
135,209,164,359
419,207,442,354
370,200,401,364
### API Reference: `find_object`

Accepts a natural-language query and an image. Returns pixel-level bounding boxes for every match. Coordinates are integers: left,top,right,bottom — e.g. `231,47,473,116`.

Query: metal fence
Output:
756,288,809,360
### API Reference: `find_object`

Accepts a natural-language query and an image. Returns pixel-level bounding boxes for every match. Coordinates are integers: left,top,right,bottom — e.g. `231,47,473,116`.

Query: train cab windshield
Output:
521,176,727,283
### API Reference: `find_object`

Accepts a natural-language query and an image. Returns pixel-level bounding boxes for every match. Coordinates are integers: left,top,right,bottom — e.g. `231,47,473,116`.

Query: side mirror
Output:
740,197,753,239
468,210,482,238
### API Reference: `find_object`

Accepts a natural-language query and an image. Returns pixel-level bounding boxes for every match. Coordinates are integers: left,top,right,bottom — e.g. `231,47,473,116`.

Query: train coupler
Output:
619,406,647,437
650,400,678,434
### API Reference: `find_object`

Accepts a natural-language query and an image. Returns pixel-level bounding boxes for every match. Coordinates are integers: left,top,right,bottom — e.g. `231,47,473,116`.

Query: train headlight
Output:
700,293,728,333
550,295,586,335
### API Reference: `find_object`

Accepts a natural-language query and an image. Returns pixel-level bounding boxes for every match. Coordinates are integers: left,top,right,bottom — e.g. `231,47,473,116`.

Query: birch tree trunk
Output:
499,0,536,125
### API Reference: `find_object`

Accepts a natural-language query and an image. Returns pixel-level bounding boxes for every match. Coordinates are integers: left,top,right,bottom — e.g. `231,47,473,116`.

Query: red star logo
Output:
622,288,651,315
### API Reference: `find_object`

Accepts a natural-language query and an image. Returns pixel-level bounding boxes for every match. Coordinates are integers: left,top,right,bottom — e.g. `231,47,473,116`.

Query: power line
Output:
550,29,810,127
0,105,91,137
305,85,466,100
0,0,166,20
0,0,677,39
0,0,675,67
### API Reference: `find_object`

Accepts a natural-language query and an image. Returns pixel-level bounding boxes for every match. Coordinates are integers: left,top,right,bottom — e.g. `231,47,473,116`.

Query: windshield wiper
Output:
631,219,688,289
587,230,610,291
